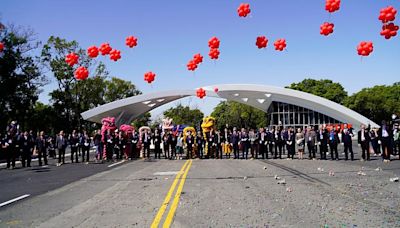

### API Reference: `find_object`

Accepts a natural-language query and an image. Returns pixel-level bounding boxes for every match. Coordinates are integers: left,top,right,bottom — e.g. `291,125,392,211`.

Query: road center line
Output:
163,160,193,228
0,194,30,207
107,160,126,168
151,160,190,228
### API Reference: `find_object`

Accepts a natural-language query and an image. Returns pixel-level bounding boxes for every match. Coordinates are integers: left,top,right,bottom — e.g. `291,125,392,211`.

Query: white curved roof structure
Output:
81,84,378,129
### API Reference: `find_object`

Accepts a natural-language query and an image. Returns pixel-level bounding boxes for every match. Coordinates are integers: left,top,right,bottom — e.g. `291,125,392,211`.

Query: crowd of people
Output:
1,120,399,170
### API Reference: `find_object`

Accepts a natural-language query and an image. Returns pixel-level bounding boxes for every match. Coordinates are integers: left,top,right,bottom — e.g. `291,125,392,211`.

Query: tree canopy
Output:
344,82,400,124
211,101,268,130
163,104,204,128
286,79,348,104
0,25,46,130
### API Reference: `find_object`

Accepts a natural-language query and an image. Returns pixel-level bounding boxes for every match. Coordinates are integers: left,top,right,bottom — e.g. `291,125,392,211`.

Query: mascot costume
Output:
101,117,116,160
119,124,134,159
201,116,216,156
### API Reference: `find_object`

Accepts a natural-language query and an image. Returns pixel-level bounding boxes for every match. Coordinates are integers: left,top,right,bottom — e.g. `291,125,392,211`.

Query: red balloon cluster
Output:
187,60,198,71
99,43,112,55
193,53,203,64
256,36,268,49
320,22,334,36
379,6,397,23
0,42,4,52
196,88,206,99
325,0,340,13
378,6,398,40
65,52,79,66
357,41,373,56
237,3,251,17
109,49,121,61
74,66,89,80
209,48,220,59
208,37,220,49
87,46,99,58
186,53,203,71
274,39,287,51
125,36,138,48
208,37,220,60
381,23,399,40
144,71,156,84
214,87,219,93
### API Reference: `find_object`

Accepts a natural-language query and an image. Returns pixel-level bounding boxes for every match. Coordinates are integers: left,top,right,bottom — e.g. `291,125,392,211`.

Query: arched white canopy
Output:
81,84,378,129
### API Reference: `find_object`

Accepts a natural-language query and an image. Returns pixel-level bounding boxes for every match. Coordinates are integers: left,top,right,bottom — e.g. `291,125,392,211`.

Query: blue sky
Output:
2,0,400,119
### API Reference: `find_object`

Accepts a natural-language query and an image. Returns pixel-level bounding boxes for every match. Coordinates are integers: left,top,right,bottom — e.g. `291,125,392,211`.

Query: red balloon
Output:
0,42,4,52
237,3,251,17
256,36,268,49
74,66,89,80
193,53,203,64
65,52,79,66
320,22,335,36
380,23,399,39
187,60,198,71
273,39,287,51
99,43,112,55
379,6,397,23
208,37,220,49
325,0,340,13
87,46,99,58
357,41,373,57
125,36,138,48
209,48,220,60
109,49,121,61
196,88,206,99
214,87,219,93
144,71,156,84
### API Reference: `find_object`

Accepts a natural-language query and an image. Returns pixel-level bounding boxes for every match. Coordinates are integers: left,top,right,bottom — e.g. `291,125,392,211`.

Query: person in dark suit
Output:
20,131,33,167
186,131,194,159
130,130,139,159
69,130,80,163
240,128,250,159
267,128,274,158
258,128,267,159
342,125,354,161
215,130,223,159
328,128,340,160
286,127,296,159
56,131,67,166
274,127,283,159
2,132,16,169
35,131,48,166
378,120,393,162
170,132,177,159
142,129,151,159
230,128,240,159
305,126,316,159
249,129,259,159
81,131,91,163
153,129,162,159
196,131,204,159
207,129,216,159
317,125,329,160
358,124,371,161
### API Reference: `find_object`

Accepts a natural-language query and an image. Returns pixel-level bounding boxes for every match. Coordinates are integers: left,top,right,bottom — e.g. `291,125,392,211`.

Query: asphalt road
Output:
0,148,399,227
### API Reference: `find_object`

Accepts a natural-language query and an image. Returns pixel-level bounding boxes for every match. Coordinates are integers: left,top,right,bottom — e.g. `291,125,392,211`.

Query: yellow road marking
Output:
163,160,193,228
151,160,190,228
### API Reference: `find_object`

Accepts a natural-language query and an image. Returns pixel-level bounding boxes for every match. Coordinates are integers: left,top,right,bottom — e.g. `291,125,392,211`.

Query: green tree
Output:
286,79,348,104
0,25,46,130
163,104,204,128
104,77,141,102
211,101,268,130
131,112,151,129
343,82,400,124
42,36,93,132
